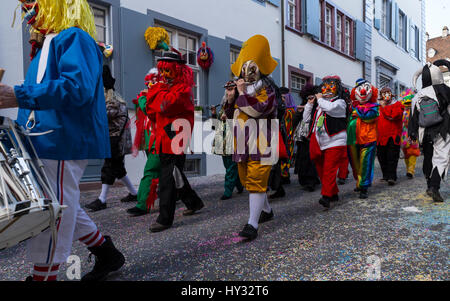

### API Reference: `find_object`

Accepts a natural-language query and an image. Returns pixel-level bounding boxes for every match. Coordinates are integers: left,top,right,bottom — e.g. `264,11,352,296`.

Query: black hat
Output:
279,87,290,95
157,48,186,64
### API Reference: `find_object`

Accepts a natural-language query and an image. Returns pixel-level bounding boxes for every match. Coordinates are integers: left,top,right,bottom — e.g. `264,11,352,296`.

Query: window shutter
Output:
355,20,366,61
393,1,399,43
305,0,321,39
374,0,382,30
267,0,281,6
390,0,396,41
405,16,409,52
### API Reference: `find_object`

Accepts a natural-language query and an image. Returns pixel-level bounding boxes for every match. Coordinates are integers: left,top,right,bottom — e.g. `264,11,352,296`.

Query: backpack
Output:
418,96,443,128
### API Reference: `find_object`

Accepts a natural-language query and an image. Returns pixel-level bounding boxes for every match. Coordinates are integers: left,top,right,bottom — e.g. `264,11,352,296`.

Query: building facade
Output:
0,0,426,185
426,26,450,86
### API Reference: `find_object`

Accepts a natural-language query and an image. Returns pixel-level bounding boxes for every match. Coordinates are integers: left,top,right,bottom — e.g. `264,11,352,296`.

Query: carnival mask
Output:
354,82,374,103
20,0,39,26
241,60,261,84
381,91,392,103
159,67,175,82
321,80,338,99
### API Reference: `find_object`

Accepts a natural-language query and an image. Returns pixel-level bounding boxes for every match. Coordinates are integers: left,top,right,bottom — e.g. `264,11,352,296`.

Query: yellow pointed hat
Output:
231,35,278,77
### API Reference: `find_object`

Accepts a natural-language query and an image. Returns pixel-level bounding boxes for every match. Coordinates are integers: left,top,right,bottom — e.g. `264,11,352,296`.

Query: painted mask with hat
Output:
231,35,278,83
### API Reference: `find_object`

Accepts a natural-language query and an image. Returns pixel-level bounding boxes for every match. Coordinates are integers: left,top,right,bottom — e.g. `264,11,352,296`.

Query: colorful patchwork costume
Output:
348,79,379,199
400,89,420,178
225,35,279,240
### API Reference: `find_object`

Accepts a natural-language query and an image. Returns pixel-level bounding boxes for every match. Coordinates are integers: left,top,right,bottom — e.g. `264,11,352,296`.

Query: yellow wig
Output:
144,27,170,50
29,0,96,39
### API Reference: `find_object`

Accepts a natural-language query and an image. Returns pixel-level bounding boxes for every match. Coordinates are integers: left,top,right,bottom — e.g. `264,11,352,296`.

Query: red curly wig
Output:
157,60,194,87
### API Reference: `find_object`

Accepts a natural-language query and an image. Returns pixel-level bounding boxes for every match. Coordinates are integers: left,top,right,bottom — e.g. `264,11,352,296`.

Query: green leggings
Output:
136,151,161,211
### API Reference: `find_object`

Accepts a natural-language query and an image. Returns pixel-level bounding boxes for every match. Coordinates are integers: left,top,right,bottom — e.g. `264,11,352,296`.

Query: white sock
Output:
98,184,110,203
120,175,137,195
262,193,272,213
248,193,266,229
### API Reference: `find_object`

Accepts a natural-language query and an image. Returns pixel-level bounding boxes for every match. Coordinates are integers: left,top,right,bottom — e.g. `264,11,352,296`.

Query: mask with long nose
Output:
241,60,261,84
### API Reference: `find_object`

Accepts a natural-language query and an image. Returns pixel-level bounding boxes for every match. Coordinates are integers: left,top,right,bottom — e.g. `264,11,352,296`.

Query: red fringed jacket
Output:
377,100,404,146
145,82,195,155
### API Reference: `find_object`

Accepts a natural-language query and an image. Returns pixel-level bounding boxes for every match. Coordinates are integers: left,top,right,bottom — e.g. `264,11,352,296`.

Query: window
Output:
398,11,405,50
288,0,296,28
336,14,342,51
155,25,201,105
344,19,351,55
90,4,110,44
319,1,354,57
291,74,307,91
380,74,392,89
325,7,332,46
230,47,240,79
183,159,200,175
380,0,388,36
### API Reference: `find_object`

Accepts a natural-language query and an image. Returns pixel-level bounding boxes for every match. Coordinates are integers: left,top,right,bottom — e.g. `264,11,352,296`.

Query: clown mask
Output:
321,80,339,99
241,60,261,84
354,82,374,104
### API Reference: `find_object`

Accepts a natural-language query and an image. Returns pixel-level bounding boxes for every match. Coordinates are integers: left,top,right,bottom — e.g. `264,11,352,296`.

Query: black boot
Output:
331,194,339,202
430,188,444,203
81,236,125,281
359,188,368,199
258,209,274,224
120,193,137,203
269,186,285,199
239,224,258,240
126,206,148,217
85,199,106,212
319,196,331,208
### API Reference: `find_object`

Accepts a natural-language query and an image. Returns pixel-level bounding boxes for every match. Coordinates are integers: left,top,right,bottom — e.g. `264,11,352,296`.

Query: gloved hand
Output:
0,83,18,109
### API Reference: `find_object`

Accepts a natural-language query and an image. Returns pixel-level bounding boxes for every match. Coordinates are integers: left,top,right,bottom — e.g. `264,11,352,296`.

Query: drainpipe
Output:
281,0,286,87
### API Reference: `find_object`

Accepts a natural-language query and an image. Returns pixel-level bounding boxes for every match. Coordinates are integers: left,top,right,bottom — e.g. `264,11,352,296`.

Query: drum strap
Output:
26,33,58,131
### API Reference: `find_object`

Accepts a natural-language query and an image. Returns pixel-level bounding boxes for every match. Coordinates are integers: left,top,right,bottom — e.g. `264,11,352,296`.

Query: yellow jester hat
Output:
231,35,278,77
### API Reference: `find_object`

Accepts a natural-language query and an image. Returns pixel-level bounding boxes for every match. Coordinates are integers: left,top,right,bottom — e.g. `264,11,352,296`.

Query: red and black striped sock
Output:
32,264,60,281
79,230,105,248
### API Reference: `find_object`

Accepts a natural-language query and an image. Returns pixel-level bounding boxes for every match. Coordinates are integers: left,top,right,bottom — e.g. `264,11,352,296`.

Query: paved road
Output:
0,157,448,281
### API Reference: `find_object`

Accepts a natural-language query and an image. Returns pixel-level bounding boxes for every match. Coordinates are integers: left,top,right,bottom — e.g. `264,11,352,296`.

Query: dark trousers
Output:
157,154,204,226
101,155,127,185
222,156,243,197
422,137,442,190
295,140,320,187
377,137,400,181
268,161,283,191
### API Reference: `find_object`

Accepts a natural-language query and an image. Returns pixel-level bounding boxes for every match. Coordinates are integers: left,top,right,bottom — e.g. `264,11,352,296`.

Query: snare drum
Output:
0,117,63,250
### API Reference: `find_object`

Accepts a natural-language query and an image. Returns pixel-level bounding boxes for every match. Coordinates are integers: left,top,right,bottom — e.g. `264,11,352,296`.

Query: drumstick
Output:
0,69,5,82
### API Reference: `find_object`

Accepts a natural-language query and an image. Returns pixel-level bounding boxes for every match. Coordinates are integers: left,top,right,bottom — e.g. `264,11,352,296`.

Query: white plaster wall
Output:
284,0,364,87
0,1,24,120
371,0,424,87
120,0,282,58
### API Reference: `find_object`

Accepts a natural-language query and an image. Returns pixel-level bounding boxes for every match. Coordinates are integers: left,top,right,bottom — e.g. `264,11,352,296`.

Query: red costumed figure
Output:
376,87,404,185
144,49,204,232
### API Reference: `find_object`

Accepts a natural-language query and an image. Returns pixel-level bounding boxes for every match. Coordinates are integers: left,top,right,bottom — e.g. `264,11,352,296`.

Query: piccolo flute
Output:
223,80,256,89
0,69,5,83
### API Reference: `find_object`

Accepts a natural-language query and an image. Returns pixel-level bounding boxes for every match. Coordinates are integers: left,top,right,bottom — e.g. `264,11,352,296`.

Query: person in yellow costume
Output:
224,35,280,240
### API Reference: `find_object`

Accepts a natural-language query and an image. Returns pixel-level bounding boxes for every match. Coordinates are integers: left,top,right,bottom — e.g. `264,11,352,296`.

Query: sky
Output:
426,0,450,38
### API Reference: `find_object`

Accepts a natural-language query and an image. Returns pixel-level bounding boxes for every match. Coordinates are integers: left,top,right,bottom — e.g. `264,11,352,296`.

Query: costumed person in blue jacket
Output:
0,0,125,281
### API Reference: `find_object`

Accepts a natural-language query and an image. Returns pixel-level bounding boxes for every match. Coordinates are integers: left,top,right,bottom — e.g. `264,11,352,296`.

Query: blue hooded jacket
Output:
14,27,110,160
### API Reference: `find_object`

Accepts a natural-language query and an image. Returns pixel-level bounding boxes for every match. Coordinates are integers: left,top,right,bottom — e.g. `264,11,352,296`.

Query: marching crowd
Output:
0,0,448,282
